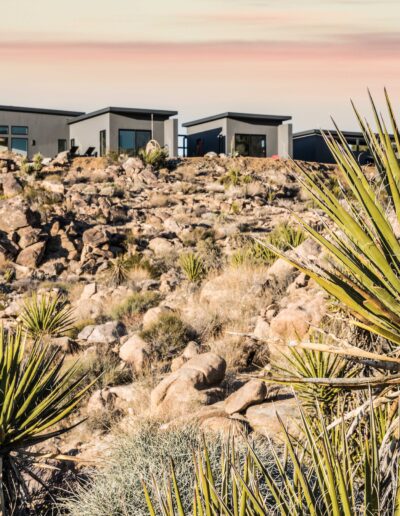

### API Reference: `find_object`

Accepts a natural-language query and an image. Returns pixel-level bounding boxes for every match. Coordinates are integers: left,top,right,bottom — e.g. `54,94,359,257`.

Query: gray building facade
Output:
183,112,293,158
0,105,84,159
69,107,178,158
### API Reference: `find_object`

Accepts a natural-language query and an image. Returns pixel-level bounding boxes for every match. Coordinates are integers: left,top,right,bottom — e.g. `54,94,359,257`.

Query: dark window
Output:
70,139,75,149
99,130,106,157
0,126,8,135
32,140,36,146
11,138,28,156
11,126,28,136
0,137,8,152
234,134,266,157
118,129,151,155
58,139,67,153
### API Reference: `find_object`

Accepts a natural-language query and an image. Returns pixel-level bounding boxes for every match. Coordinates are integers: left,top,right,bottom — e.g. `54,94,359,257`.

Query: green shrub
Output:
138,141,168,169
33,152,43,172
0,326,91,513
20,292,75,338
219,167,252,187
179,252,205,282
140,314,194,360
110,291,161,320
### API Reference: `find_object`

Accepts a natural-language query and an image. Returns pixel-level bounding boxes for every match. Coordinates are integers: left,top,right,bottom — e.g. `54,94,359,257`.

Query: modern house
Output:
69,107,178,158
182,112,293,158
0,105,179,159
0,105,84,159
293,129,376,164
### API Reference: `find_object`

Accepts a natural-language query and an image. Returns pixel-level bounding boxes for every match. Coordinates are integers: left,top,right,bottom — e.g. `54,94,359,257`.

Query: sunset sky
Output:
2,0,400,131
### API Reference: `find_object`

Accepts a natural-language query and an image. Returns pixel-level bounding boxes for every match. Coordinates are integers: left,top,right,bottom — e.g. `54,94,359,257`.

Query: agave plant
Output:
179,253,205,283
267,91,400,349
0,326,92,512
143,403,400,515
20,292,75,339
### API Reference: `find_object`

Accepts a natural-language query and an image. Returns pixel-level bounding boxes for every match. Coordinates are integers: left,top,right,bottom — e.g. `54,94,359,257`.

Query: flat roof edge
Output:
69,107,178,125
183,112,292,127
0,105,84,117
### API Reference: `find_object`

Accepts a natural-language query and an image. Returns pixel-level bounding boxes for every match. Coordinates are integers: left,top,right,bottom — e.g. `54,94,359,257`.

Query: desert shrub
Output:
140,314,194,360
219,167,252,187
196,237,223,271
105,254,155,286
33,152,43,172
179,252,205,282
23,186,62,205
138,141,168,169
110,291,161,320
20,292,75,338
61,423,229,516
0,326,91,513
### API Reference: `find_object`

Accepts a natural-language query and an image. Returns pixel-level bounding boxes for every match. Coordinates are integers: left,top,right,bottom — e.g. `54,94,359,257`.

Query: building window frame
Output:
58,139,67,153
118,129,151,156
11,126,28,136
234,133,266,158
11,137,28,156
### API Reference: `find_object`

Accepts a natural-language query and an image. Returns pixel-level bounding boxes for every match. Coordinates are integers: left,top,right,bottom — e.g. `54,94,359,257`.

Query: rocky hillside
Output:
0,151,333,463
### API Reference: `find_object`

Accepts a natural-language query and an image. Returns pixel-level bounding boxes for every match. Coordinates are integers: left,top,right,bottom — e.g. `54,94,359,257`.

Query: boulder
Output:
224,380,267,415
245,396,298,440
269,307,312,341
0,199,39,233
122,157,144,172
151,352,226,418
16,241,46,268
17,227,42,249
148,237,174,256
171,341,199,371
142,305,174,330
83,321,125,345
119,334,150,372
2,174,22,196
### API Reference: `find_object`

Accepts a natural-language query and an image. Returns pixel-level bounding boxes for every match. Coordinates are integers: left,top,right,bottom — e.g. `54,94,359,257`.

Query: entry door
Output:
99,130,106,157
234,134,266,157
11,138,28,157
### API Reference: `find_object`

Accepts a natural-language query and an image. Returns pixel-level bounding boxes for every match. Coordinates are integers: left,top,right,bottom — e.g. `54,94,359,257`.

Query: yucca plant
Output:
179,253,205,283
268,91,400,349
0,326,92,512
20,292,75,339
143,403,400,515
138,140,168,169
106,254,138,286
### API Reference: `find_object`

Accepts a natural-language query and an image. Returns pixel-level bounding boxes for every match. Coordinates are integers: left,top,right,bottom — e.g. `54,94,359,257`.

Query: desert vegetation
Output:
0,92,399,514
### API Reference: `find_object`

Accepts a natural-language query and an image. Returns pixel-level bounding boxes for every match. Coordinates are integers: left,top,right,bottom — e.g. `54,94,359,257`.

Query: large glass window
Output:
11,138,28,156
234,134,266,157
118,129,151,155
0,137,8,152
58,139,67,153
99,130,106,157
0,126,8,135
11,126,28,135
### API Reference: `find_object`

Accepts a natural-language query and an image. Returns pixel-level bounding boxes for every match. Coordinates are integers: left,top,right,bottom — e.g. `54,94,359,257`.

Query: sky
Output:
2,0,400,131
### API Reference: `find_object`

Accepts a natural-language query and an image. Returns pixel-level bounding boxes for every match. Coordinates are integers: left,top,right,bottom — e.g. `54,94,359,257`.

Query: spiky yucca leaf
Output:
0,326,92,511
143,403,400,515
263,91,400,348
179,253,205,283
20,292,75,338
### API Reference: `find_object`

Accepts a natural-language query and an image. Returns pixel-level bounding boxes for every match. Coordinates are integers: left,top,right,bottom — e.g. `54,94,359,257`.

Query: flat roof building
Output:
69,107,178,158
0,105,84,159
182,112,293,158
293,129,377,164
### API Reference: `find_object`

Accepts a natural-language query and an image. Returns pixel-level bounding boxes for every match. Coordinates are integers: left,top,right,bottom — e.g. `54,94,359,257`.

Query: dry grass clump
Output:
61,422,228,516
147,192,170,207
109,291,162,322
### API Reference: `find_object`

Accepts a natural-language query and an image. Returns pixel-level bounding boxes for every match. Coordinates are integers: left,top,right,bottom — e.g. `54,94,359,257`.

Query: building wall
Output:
164,118,178,157
226,119,280,157
293,134,335,163
69,113,110,156
0,110,76,158
186,119,228,156
109,114,165,152
278,123,293,158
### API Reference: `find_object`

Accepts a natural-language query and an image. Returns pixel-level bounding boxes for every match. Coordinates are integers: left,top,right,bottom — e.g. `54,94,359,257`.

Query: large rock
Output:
149,237,174,256
2,174,22,196
151,352,226,418
142,305,174,330
17,227,42,249
245,396,298,439
119,334,150,372
224,380,267,415
0,232,18,260
0,198,39,233
16,241,46,267
81,321,125,345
